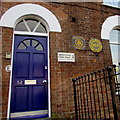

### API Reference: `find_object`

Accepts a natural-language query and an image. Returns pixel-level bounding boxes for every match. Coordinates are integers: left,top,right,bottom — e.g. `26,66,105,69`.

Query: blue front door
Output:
10,35,48,118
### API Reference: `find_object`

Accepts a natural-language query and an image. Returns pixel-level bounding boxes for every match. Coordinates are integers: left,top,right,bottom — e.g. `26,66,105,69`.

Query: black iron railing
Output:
72,65,120,120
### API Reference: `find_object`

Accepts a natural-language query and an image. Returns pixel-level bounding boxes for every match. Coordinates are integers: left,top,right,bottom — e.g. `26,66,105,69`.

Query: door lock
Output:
17,80,23,85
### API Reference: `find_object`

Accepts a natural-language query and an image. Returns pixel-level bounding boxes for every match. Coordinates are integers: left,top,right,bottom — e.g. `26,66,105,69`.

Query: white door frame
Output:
8,31,51,118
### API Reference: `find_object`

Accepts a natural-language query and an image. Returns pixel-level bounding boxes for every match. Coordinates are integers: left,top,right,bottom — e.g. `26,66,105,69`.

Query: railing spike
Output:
90,72,93,75
72,78,77,82
98,70,101,72
102,68,106,71
113,64,116,68
107,66,113,72
94,71,97,74
84,75,86,77
87,74,90,76
81,76,83,78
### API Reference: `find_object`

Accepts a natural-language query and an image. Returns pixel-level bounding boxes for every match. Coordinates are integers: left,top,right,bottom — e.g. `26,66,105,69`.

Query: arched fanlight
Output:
15,17,47,33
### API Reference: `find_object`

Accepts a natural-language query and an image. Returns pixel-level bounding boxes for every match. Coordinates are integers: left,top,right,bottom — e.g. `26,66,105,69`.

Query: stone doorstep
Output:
33,118,74,120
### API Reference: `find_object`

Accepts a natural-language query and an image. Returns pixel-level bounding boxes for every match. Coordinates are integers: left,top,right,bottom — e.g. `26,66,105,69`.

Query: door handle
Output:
43,80,47,84
45,66,47,70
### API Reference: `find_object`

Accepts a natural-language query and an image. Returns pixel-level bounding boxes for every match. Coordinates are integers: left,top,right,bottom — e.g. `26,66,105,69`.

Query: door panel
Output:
16,52,30,78
33,53,45,77
15,87,28,111
10,35,48,118
32,86,46,110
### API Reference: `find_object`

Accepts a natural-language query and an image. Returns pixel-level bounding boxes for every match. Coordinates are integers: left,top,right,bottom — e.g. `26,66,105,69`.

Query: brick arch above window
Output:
0,3,61,32
101,15,120,40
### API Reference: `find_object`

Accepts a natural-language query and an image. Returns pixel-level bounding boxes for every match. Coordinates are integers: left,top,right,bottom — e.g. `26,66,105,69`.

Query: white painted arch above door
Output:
0,3,62,32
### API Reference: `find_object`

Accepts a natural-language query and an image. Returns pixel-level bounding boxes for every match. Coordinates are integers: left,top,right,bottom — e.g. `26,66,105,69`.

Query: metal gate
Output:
72,65,120,120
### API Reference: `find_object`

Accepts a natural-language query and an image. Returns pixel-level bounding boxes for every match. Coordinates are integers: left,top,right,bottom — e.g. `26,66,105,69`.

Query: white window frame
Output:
109,29,120,66
101,15,120,40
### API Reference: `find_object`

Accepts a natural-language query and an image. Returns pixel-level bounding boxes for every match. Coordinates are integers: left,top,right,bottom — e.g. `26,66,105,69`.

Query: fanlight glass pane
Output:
18,43,27,50
35,44,43,50
24,40,30,47
18,39,44,51
25,19,38,32
15,20,28,31
32,40,39,47
35,23,47,33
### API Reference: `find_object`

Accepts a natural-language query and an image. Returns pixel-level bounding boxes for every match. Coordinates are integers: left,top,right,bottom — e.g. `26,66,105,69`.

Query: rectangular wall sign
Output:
58,52,75,62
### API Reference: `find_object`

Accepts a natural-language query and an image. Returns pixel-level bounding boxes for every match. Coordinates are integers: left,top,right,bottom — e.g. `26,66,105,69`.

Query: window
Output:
110,28,120,83
15,18,47,33
18,39,44,51
110,28,120,66
103,0,120,8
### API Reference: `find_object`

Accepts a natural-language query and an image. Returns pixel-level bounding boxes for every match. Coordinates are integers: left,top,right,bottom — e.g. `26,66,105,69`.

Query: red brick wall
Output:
0,25,2,120
1,27,13,118
0,2,120,119
0,2,2,119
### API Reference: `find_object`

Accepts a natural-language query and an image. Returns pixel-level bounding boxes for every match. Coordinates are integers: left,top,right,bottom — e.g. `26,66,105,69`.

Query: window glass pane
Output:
18,43,27,50
25,19,38,32
24,40,30,47
35,23,47,33
110,44,120,65
32,40,38,47
35,44,43,50
110,30,120,43
15,20,28,31
103,0,120,8
117,71,120,83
